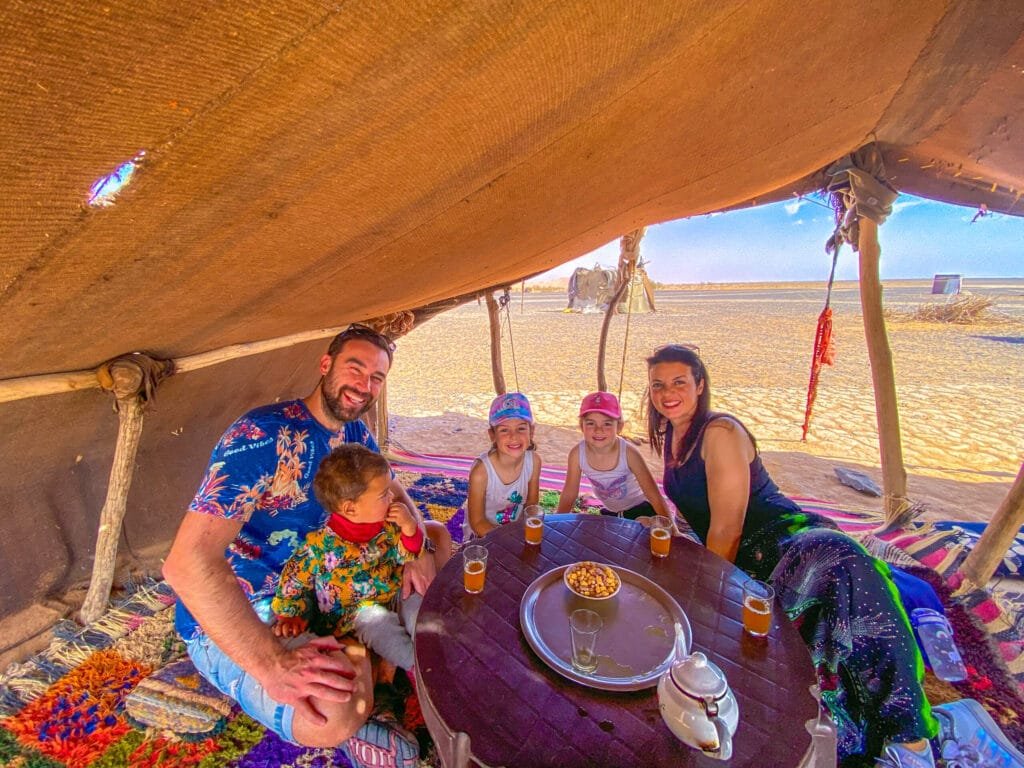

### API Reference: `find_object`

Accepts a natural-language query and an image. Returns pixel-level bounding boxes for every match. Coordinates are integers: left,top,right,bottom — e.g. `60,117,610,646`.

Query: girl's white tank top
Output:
578,437,646,513
463,450,534,540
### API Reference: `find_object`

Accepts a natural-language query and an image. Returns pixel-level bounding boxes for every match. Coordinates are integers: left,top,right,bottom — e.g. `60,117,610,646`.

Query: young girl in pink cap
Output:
464,392,543,540
556,391,670,521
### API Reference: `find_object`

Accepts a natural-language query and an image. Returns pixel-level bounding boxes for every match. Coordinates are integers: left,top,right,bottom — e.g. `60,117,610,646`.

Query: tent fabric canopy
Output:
2,1,1023,381
1,1,1023,634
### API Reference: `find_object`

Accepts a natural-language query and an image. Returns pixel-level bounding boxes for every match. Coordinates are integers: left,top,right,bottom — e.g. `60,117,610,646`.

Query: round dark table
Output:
415,515,820,767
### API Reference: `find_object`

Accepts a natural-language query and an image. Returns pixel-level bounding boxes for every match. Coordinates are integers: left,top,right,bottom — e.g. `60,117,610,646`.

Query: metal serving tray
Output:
519,564,691,691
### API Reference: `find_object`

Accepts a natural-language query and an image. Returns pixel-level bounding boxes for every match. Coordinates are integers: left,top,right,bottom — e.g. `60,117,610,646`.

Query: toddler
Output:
556,391,670,520
465,392,542,539
271,443,423,671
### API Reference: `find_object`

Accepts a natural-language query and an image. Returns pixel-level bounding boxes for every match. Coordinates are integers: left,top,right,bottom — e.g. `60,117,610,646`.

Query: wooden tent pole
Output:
0,325,356,404
485,292,507,395
364,380,388,448
0,289,487,406
79,361,149,624
857,217,908,521
597,229,645,391
957,462,1024,590
375,380,389,448
597,281,630,393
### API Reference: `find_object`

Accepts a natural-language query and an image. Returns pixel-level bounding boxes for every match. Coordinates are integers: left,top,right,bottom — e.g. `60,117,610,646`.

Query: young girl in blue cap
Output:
464,392,542,540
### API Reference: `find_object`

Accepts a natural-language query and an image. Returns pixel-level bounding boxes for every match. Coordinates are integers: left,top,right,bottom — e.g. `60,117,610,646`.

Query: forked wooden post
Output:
957,462,1024,589
485,291,507,395
597,228,645,391
857,217,908,521
79,361,149,624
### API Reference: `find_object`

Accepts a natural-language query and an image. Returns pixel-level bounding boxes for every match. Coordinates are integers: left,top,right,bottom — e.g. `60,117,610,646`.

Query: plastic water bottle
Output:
911,608,967,682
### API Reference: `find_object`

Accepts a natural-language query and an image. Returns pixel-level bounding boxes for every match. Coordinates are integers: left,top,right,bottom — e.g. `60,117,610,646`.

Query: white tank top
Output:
464,450,535,539
578,437,647,513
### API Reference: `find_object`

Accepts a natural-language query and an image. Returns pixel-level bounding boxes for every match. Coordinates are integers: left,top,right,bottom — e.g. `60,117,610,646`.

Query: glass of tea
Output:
462,544,488,594
650,515,672,558
523,504,544,545
742,579,773,637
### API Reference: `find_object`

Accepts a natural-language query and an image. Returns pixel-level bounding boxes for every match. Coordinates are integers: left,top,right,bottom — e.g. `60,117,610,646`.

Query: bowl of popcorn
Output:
564,561,621,601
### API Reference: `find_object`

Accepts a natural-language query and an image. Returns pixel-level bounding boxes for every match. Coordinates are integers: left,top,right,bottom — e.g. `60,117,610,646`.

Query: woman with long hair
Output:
646,344,938,768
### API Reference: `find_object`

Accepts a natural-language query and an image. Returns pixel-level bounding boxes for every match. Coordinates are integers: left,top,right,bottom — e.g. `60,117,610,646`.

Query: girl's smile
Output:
581,415,618,450
491,418,532,456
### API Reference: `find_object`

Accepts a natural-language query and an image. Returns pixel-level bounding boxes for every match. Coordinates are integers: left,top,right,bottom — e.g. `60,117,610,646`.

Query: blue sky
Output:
538,196,1024,284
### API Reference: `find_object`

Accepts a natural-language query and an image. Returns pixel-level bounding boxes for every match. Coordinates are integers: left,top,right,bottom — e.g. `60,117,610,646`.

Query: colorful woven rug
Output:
2,450,1021,765
0,583,424,768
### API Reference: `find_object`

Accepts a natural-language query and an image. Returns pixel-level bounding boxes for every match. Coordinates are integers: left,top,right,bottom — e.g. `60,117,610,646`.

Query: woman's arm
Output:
624,443,670,517
466,459,497,536
556,446,582,513
702,418,756,563
526,452,542,506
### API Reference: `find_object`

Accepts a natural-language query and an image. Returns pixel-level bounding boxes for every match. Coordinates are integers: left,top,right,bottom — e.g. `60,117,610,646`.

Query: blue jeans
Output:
184,597,300,742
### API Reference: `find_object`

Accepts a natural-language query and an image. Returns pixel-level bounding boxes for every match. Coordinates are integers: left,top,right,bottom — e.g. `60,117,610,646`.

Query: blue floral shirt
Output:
174,399,378,640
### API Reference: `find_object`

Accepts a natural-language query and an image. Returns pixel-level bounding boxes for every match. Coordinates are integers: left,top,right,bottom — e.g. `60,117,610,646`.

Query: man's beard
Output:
321,383,373,423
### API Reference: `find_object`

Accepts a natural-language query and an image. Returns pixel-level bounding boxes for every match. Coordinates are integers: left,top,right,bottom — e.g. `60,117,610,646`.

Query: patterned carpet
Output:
1,449,1021,766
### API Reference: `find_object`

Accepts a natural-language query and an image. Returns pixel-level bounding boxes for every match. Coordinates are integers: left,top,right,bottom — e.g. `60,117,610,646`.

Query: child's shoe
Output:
933,698,1024,768
342,716,419,768
875,740,936,768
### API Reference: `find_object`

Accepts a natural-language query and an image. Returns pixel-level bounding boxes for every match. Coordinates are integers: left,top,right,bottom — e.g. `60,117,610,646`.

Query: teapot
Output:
657,623,739,760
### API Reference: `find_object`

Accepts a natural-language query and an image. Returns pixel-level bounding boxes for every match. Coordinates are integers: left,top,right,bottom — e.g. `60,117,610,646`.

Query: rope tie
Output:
365,311,415,340
498,288,520,392
95,353,175,410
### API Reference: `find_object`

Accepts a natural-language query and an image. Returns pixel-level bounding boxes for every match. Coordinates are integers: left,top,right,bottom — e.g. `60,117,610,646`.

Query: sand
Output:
385,281,1024,526
3,281,1020,667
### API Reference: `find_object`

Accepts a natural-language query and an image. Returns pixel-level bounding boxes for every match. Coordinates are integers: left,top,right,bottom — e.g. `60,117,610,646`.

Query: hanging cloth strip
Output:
802,145,900,440
801,245,839,441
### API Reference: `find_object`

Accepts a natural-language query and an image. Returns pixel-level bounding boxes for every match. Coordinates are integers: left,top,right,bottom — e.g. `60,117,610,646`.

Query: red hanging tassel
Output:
802,307,835,440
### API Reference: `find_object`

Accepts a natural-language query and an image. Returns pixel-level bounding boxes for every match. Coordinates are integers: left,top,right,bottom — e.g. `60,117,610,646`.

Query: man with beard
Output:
163,324,450,765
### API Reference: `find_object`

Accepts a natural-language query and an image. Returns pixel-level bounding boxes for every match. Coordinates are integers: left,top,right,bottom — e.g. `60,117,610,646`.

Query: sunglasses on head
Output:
329,323,396,355
654,343,701,356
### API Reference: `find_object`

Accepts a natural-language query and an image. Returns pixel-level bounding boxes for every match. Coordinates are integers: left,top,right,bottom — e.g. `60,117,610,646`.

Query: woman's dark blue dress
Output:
663,416,937,765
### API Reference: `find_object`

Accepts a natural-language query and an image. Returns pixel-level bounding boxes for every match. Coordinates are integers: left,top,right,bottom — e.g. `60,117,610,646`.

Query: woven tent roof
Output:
3,1,1023,379
1,1,1022,628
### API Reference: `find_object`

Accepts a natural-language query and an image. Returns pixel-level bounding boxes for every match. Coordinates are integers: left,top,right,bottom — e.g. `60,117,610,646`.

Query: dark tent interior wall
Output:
1,1,1022,653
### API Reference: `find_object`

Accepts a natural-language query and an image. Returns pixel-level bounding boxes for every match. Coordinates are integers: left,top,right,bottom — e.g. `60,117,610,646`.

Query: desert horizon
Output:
386,279,1023,526
524,275,1024,293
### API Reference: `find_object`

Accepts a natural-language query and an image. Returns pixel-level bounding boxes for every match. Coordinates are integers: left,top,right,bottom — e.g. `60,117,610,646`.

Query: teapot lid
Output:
670,651,728,699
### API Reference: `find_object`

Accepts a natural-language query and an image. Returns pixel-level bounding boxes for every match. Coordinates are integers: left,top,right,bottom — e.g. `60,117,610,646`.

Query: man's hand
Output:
401,547,437,599
387,501,418,537
273,615,309,638
260,635,359,725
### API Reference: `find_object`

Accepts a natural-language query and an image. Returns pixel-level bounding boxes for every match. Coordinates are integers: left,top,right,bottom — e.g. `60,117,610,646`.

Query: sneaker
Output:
933,698,1024,768
341,717,419,768
875,741,936,768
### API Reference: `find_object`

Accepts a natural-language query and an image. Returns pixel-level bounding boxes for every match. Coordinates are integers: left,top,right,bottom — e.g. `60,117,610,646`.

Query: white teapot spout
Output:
673,621,689,660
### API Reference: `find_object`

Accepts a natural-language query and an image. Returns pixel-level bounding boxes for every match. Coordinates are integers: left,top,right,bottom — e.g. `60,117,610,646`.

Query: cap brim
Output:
580,408,622,419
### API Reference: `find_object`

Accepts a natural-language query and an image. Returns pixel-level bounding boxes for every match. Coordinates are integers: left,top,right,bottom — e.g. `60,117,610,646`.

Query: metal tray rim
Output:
519,563,692,691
